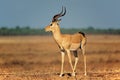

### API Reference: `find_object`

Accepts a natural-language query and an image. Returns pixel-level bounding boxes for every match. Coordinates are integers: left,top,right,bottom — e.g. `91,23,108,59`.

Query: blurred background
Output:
0,0,120,79
0,0,120,35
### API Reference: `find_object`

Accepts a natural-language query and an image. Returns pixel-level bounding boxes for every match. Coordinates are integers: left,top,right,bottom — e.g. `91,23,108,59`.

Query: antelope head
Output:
45,7,66,32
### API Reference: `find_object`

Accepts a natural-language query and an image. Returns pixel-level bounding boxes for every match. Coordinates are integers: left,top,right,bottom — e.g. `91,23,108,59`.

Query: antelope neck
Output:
52,25,62,42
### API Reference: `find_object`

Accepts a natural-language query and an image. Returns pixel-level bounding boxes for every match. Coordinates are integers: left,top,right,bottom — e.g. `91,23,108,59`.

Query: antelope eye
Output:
50,24,52,26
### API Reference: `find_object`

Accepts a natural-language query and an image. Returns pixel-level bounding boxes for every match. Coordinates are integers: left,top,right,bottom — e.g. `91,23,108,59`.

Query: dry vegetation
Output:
0,35,119,80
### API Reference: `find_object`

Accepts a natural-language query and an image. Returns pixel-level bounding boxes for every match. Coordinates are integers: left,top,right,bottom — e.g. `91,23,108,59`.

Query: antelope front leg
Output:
73,57,78,75
60,51,65,77
66,50,74,76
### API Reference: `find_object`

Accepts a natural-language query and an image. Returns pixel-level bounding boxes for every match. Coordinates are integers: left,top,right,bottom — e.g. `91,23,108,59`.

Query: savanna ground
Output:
0,35,119,80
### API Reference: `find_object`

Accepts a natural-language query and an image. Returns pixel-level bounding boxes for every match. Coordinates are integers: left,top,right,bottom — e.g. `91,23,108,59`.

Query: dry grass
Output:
0,35,119,80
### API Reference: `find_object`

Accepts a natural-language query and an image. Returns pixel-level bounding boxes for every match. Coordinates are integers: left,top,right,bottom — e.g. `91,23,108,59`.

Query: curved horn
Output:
61,7,66,17
52,7,66,22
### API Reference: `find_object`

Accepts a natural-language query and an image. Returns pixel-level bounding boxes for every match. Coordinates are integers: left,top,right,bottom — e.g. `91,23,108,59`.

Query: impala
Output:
45,7,87,77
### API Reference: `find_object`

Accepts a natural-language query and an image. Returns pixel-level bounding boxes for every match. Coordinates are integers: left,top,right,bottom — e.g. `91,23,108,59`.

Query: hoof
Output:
72,72,76,76
84,73,87,76
59,73,64,77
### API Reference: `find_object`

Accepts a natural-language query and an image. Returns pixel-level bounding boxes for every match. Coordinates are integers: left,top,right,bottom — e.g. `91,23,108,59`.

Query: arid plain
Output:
0,35,119,80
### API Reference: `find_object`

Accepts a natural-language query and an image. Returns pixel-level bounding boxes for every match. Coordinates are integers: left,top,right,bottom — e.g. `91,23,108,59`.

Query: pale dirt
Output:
0,35,119,80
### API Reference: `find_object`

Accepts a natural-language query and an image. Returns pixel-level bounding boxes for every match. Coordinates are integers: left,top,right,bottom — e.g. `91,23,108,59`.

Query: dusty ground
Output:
0,35,119,80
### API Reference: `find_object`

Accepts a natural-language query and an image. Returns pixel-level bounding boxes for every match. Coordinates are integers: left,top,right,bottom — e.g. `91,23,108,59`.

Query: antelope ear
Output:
56,20,61,25
57,19,61,23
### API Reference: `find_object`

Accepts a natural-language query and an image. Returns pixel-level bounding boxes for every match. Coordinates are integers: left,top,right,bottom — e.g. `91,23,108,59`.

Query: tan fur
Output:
45,20,87,76
45,22,86,51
